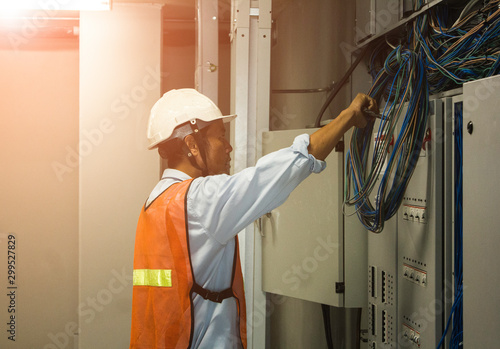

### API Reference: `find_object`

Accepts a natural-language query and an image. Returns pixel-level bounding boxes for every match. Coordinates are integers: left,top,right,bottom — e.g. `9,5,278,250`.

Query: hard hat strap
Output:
189,120,210,176
182,142,205,174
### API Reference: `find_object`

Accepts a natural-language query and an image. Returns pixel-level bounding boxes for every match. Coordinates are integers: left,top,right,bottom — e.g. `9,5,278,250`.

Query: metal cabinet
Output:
261,128,367,308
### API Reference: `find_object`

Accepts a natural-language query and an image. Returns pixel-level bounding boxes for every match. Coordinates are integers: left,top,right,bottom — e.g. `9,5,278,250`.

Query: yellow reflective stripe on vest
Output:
133,269,172,287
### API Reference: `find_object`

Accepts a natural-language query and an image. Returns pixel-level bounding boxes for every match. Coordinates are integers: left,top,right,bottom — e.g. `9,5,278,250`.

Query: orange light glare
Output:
0,0,111,11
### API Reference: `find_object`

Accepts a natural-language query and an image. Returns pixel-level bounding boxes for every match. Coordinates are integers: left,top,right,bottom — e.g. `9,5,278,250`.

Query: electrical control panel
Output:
365,117,399,348
397,99,450,349
366,98,454,348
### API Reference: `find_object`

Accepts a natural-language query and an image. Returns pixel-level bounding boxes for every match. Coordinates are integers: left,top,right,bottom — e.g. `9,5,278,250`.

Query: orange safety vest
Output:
130,179,247,349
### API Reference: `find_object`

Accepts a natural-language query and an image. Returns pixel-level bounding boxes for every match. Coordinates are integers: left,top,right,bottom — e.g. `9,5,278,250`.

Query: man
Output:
130,88,377,349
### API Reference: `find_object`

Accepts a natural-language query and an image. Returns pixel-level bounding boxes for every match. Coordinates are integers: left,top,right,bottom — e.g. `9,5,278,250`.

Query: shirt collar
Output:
161,168,192,181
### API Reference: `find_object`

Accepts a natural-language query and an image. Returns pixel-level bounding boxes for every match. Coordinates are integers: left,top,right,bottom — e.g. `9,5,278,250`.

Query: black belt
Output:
192,283,234,303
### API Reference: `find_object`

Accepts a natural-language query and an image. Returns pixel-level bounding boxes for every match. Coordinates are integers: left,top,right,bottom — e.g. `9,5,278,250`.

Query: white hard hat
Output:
147,88,236,149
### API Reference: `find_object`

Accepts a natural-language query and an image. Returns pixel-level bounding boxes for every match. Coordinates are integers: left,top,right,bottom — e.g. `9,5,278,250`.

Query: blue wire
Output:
346,2,499,233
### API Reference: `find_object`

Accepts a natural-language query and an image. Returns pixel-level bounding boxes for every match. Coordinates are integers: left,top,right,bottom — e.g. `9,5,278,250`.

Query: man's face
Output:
202,119,233,175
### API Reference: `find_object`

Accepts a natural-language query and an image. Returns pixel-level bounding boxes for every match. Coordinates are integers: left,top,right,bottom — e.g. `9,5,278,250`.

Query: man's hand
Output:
345,93,378,129
308,93,378,161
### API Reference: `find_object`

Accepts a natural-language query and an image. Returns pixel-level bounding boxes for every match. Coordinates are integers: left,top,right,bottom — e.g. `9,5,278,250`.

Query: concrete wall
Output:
0,29,80,348
79,4,162,348
0,2,228,348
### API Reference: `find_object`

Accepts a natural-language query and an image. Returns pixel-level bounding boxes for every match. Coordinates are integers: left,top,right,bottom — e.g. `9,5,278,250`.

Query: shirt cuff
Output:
291,134,327,174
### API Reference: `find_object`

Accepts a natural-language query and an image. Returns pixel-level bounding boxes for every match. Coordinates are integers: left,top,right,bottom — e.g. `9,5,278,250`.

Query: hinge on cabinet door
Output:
336,282,345,293
335,141,344,152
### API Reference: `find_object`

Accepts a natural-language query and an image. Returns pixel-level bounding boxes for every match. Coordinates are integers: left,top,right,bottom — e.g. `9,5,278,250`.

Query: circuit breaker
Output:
261,128,367,308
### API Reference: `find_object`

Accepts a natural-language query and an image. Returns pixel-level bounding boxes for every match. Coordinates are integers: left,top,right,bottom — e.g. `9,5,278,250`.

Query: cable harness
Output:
344,0,500,234
341,2,495,348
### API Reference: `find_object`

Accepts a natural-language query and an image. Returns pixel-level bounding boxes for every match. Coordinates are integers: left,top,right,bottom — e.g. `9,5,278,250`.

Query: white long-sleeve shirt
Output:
145,134,326,348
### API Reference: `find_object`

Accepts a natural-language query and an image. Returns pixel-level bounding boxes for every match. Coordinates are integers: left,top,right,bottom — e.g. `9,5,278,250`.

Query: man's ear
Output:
184,134,199,157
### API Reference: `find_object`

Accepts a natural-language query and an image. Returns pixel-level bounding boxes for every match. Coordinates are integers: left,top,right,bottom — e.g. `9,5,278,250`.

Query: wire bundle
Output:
341,2,495,347
342,1,487,346
419,0,500,92
345,0,500,234
344,46,429,233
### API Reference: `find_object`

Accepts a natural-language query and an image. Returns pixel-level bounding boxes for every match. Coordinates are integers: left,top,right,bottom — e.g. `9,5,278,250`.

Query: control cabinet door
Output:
261,128,344,306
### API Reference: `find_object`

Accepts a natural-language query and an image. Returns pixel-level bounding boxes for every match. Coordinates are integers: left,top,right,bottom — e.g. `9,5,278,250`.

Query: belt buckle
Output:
207,291,222,303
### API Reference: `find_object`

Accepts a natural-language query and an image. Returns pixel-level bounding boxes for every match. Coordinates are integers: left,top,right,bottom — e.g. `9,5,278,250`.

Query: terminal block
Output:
368,303,377,337
369,265,377,299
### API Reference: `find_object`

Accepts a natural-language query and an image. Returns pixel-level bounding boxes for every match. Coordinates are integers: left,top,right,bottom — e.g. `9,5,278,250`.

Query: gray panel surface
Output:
355,0,376,43
463,75,500,348
397,99,447,348
366,99,452,348
365,117,399,348
261,128,345,306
